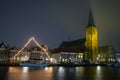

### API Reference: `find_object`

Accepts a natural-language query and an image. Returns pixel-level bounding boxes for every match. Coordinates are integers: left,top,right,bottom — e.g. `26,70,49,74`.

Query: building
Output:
51,8,99,63
50,52,61,63
10,45,49,62
85,9,98,62
99,45,115,62
115,50,120,63
29,45,48,62
107,46,115,62
51,38,86,63
0,39,50,62
17,48,30,61
10,46,18,60
0,42,10,61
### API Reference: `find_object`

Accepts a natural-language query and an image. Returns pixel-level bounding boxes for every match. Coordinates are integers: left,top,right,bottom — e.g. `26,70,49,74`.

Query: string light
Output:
10,37,50,60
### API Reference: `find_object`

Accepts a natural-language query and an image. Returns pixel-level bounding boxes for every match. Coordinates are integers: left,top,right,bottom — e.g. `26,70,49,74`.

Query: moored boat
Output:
107,62,120,67
20,62,48,67
20,61,48,67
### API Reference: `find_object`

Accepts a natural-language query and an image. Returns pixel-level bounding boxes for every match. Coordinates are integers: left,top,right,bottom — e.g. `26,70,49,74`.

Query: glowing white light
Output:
22,67,29,73
46,58,49,61
44,67,48,71
59,67,64,73
98,54,100,57
62,59,64,62
97,66,101,71
81,55,83,58
60,56,61,59
97,57,99,60
50,58,53,62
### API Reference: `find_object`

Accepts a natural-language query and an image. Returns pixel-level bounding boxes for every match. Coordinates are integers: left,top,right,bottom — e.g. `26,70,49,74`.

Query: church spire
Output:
87,8,95,27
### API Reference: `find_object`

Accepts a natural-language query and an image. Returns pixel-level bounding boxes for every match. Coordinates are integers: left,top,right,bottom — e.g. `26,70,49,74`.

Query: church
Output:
85,9,98,62
51,8,98,63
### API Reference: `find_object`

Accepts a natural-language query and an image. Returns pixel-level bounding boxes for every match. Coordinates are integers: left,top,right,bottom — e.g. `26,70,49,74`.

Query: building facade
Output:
29,46,48,63
60,52,83,63
0,42,10,61
85,9,98,62
115,51,120,63
52,38,85,63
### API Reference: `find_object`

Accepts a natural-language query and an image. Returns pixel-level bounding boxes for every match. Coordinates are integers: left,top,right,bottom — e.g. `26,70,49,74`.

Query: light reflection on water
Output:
22,67,29,73
0,66,120,80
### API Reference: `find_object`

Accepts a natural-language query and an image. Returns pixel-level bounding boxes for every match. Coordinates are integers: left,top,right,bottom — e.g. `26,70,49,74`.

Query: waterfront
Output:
0,66,120,80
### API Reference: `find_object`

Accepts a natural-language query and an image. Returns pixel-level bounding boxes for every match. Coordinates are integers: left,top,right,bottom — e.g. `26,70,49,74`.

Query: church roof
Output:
52,38,86,53
59,38,86,48
87,8,96,27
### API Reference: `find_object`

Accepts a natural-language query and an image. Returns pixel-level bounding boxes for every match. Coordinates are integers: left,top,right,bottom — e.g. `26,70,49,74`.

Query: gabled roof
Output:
0,42,7,49
52,38,86,53
59,38,86,48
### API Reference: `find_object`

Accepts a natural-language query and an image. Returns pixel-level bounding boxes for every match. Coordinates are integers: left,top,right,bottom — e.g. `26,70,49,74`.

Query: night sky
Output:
0,0,120,50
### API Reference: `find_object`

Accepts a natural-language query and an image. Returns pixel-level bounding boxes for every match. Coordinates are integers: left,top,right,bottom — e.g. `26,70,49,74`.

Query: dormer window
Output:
1,45,5,49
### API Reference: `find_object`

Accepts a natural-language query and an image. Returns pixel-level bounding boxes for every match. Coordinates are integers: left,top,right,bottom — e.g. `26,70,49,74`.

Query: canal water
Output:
0,66,120,80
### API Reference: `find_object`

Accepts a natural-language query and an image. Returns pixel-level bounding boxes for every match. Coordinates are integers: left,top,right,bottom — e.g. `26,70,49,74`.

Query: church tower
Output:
85,9,98,62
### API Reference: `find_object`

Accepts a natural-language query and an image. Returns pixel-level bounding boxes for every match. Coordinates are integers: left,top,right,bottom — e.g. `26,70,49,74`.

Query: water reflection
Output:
58,67,65,77
22,67,29,72
0,67,8,80
0,66,120,80
53,67,80,80
9,67,21,72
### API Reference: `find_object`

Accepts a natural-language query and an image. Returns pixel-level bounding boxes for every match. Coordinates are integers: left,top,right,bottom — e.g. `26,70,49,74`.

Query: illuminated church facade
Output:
85,9,98,62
